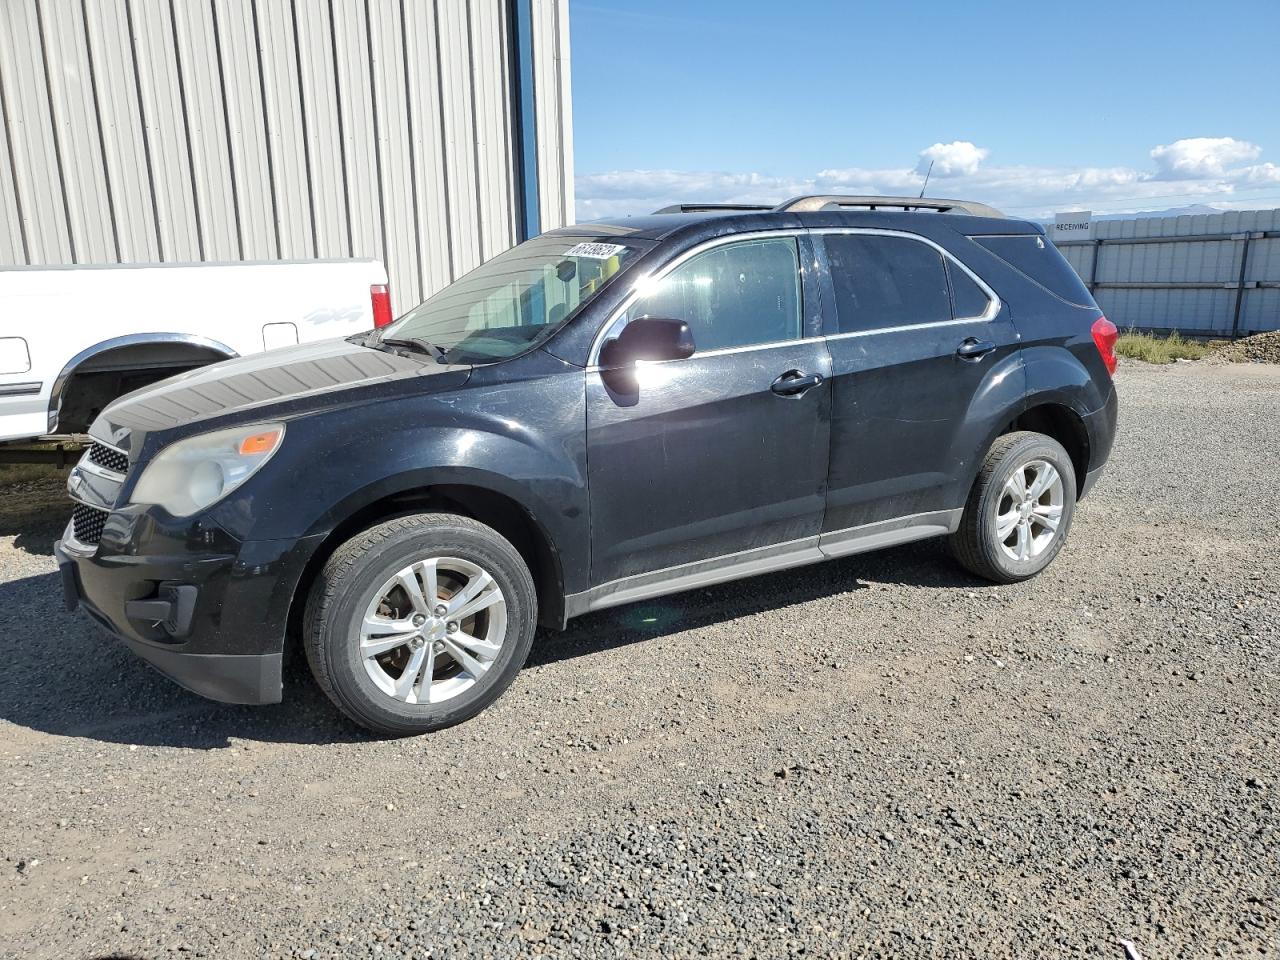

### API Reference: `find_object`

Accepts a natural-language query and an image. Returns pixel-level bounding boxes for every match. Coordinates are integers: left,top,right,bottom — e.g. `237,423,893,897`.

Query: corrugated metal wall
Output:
1055,209,1280,336
0,0,574,313
531,0,571,231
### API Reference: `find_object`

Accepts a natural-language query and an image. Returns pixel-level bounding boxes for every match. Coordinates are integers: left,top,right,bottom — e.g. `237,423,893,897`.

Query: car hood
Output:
90,337,471,455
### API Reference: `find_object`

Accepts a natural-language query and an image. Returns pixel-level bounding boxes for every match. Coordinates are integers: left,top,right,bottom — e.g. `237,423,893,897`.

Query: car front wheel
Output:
303,513,537,735
949,431,1078,583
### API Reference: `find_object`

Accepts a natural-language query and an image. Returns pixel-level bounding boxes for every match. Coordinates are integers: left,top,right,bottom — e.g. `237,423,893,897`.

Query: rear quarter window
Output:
946,261,993,319
973,235,1095,308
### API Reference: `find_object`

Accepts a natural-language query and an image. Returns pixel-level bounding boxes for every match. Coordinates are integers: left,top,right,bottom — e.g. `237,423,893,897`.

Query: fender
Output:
1019,342,1111,417
1019,343,1116,477
941,348,1028,508
304,461,576,573
314,461,574,614
49,332,238,426
959,344,1106,501
206,366,591,594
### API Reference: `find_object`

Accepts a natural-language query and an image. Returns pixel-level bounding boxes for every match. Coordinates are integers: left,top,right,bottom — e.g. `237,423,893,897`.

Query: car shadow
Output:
0,467,72,557
528,538,991,668
0,540,990,748
0,570,371,749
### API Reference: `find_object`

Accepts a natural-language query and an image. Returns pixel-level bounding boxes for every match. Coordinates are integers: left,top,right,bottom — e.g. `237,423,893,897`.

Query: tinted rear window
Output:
825,234,951,332
973,235,1095,307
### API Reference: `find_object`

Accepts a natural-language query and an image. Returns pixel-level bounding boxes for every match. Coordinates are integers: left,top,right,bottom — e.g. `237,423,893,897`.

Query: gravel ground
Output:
1211,330,1280,365
1,359,1277,960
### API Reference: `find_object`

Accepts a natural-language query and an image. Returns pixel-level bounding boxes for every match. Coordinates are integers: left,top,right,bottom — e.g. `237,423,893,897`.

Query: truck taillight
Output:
371,284,393,329
1091,316,1118,375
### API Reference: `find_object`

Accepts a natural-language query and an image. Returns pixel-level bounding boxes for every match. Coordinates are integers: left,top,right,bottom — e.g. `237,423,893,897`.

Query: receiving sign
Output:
1052,211,1094,242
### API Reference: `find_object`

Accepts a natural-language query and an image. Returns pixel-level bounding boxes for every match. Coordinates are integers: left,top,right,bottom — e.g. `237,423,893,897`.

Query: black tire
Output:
303,513,537,736
949,431,1078,584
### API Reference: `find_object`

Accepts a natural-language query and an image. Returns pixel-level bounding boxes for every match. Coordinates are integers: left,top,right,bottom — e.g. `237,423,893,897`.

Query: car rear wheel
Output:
949,431,1077,583
303,513,537,735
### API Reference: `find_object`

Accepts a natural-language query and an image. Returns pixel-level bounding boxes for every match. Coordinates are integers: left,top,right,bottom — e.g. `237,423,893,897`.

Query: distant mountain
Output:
1038,204,1229,228
1095,204,1224,220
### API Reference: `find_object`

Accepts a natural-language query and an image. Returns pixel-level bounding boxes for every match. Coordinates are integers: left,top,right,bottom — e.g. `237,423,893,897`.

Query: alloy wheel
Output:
995,459,1065,562
358,556,508,705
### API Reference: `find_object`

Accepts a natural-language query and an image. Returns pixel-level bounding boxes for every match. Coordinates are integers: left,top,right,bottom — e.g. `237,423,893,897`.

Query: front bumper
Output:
55,515,324,705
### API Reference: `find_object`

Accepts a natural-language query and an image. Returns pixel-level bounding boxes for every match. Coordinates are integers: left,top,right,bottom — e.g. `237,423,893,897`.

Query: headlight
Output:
130,423,285,517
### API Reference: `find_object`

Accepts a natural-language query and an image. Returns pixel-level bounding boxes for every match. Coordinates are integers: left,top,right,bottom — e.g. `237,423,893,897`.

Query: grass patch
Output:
0,462,69,487
1114,330,1210,364
0,440,79,488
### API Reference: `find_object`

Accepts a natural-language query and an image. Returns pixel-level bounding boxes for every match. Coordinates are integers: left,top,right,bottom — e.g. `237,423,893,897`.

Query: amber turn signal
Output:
239,429,282,456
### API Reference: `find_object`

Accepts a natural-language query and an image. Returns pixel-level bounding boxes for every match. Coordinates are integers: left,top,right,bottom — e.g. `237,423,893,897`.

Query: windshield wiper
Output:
376,336,450,364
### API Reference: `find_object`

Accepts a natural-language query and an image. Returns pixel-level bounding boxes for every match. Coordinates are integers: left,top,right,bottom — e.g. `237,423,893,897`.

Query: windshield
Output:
380,234,642,363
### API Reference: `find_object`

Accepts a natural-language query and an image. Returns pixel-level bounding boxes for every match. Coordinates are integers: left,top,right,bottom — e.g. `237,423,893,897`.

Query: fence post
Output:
1231,233,1255,340
1089,239,1101,292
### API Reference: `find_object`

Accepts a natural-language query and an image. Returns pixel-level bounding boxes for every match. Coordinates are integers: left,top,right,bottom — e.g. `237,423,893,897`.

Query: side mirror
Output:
600,317,695,367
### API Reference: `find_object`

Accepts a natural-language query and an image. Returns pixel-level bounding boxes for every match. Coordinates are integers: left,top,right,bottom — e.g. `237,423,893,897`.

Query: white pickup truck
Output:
0,259,389,444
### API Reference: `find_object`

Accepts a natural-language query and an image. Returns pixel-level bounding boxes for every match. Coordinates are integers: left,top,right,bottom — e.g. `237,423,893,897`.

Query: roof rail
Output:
651,202,776,215
774,195,1005,218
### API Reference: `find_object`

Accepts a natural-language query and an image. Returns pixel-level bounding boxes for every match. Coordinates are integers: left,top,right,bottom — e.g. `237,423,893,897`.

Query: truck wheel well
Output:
1006,403,1090,495
286,485,565,658
54,341,230,434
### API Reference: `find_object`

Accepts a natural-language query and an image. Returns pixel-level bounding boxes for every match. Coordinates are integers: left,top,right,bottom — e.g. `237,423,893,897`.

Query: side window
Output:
947,260,993,319
823,234,950,333
621,237,802,353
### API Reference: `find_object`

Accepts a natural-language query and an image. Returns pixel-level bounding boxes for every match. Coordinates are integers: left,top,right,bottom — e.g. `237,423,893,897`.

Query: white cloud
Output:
1238,162,1280,184
1149,137,1261,179
575,170,820,220
816,165,921,193
916,141,989,177
576,136,1280,222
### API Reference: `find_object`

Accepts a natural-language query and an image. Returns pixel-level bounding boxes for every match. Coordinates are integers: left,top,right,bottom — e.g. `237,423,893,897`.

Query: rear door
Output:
584,233,832,592
815,229,1019,542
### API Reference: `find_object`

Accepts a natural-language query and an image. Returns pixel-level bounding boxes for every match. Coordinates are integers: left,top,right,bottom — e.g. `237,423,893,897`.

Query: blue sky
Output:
569,0,1280,220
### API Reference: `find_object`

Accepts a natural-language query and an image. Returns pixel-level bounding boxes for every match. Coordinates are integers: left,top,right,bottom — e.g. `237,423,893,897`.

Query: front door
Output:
585,234,831,593
816,229,1021,538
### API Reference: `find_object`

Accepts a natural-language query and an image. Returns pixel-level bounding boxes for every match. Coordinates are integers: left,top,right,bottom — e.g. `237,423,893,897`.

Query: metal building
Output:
0,0,574,312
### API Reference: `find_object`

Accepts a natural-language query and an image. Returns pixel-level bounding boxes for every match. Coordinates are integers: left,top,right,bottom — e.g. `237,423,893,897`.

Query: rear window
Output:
824,234,951,333
973,234,1095,307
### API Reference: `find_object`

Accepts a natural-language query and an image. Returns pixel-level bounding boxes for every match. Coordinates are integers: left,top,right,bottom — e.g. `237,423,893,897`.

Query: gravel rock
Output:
1211,329,1280,364
0,361,1277,958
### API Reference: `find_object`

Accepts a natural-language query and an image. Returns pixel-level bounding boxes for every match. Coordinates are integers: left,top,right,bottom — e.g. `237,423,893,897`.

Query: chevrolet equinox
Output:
56,195,1120,735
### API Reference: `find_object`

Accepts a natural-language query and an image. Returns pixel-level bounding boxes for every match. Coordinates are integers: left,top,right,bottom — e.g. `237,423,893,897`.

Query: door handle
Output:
771,370,824,397
956,337,997,360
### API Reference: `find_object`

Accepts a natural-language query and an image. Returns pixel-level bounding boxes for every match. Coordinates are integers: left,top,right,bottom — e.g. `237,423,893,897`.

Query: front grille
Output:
71,503,109,546
86,442,128,475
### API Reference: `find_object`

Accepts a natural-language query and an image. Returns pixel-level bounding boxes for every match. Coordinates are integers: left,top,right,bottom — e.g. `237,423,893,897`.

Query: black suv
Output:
55,195,1119,735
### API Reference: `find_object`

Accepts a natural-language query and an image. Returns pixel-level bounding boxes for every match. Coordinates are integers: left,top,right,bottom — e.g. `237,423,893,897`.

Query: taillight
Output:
1091,316,1118,375
370,284,393,329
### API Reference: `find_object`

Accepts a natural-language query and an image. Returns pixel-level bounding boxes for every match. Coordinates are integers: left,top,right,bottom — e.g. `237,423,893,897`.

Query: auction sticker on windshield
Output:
565,242,628,260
